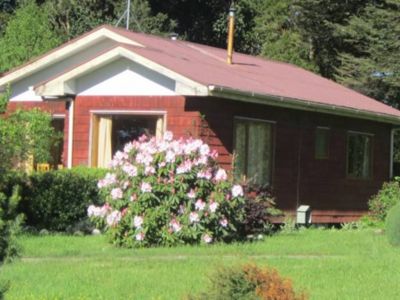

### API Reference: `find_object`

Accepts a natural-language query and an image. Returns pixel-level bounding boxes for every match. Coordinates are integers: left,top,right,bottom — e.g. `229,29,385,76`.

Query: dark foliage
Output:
2,168,107,232
241,184,281,236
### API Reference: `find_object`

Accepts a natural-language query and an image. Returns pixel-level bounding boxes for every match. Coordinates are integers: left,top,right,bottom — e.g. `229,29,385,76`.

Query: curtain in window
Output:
234,119,272,186
234,121,247,179
97,117,112,168
156,117,164,139
361,136,371,178
248,122,271,185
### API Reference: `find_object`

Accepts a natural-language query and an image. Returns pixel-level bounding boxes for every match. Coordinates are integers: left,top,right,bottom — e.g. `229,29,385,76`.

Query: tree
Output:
0,0,60,73
254,0,316,71
293,0,370,78
335,0,400,107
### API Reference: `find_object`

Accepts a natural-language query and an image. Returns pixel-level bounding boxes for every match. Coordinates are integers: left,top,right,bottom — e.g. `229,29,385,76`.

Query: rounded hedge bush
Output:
88,132,246,248
386,202,400,247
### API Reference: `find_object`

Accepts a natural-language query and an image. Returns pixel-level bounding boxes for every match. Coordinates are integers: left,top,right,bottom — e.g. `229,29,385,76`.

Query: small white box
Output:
296,205,311,224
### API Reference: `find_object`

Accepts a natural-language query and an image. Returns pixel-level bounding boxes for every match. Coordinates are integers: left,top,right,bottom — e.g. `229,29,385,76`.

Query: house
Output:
1,24,400,223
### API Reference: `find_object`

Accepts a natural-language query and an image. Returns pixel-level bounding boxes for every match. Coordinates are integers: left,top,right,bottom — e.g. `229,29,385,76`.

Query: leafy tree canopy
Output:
0,0,60,73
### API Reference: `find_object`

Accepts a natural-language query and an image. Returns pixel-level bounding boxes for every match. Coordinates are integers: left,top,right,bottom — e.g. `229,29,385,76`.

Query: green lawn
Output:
0,229,398,300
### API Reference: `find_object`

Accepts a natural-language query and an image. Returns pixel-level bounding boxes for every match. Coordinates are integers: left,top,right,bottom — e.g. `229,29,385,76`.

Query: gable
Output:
75,58,176,96
9,39,117,101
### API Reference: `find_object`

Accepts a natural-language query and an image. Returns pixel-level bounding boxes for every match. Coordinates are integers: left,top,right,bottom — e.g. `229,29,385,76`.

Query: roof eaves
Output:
0,25,142,87
209,85,400,125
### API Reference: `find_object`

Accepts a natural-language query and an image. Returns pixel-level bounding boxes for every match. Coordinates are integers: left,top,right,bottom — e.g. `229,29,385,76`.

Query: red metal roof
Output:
105,26,400,120
3,24,400,120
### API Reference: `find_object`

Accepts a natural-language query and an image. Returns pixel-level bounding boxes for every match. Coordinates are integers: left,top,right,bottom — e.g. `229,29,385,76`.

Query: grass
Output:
0,228,399,299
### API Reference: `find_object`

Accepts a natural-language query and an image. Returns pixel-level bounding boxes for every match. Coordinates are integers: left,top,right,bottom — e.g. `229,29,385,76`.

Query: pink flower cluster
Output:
88,131,245,247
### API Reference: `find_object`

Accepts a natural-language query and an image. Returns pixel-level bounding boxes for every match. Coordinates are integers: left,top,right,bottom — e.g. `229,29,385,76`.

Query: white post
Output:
67,99,75,169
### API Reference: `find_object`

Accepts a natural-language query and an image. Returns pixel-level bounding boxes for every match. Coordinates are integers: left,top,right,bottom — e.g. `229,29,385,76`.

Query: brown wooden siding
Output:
185,97,392,223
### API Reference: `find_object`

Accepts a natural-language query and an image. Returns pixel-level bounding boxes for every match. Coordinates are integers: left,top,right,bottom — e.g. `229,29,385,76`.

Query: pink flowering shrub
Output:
88,132,245,248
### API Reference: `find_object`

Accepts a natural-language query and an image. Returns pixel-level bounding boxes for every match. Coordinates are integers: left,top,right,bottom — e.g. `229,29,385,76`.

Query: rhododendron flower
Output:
124,142,134,153
214,168,227,181
87,204,109,218
197,169,212,180
163,131,173,141
165,150,176,163
111,188,123,199
176,160,193,174
178,205,185,215
140,182,152,193
209,201,219,213
97,173,117,188
231,185,244,197
203,234,212,244
219,218,228,227
169,219,182,232
122,164,138,177
133,216,144,228
145,166,156,175
194,156,208,166
135,232,145,241
130,194,137,202
195,199,206,211
106,210,121,226
199,144,210,156
189,212,200,223
158,161,166,168
122,181,130,190
187,189,196,199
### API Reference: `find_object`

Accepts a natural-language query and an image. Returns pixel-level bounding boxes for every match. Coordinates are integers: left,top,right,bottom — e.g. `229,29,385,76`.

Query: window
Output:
91,113,164,167
315,127,330,159
347,132,373,179
234,118,273,186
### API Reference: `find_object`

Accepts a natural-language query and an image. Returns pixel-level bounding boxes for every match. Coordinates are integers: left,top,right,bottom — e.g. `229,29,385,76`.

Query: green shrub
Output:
18,167,107,232
0,186,23,299
187,264,307,300
368,178,400,221
385,202,400,247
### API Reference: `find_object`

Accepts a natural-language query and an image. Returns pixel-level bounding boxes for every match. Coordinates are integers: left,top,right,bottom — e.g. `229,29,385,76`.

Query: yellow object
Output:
36,163,50,172
227,7,235,64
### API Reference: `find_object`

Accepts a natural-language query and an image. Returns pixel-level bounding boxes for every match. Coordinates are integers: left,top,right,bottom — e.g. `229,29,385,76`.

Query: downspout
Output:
390,127,397,178
67,98,75,169
296,123,303,210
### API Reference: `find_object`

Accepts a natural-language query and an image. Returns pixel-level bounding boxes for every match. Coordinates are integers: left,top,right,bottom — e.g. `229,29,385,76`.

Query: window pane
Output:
234,120,247,179
112,116,157,153
315,128,329,159
247,122,271,185
347,134,372,178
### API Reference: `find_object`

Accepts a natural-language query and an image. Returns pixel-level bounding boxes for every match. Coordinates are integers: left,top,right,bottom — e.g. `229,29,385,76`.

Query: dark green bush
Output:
368,178,400,222
0,186,23,299
187,264,307,300
385,202,400,247
242,185,281,237
17,167,107,232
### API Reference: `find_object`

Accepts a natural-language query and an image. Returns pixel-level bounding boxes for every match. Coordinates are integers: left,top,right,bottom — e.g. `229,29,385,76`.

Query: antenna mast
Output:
115,0,131,30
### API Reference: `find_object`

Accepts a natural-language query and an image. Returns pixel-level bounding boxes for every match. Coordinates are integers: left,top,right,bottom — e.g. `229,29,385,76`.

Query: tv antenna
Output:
115,0,142,31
